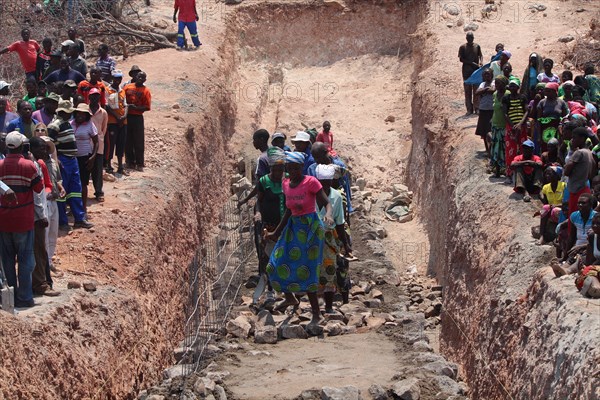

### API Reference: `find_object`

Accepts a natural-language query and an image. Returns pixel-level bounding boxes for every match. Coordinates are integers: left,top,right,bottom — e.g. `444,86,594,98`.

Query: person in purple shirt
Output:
43,56,85,85
32,92,59,125
0,97,18,133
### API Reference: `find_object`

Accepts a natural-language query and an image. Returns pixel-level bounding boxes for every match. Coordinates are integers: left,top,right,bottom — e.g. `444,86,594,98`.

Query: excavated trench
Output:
221,1,598,399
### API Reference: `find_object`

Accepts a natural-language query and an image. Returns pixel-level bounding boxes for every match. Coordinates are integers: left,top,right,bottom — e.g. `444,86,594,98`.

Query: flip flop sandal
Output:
523,195,531,202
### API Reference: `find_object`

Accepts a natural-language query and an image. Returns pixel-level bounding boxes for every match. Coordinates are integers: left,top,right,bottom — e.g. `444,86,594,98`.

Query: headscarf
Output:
562,80,575,88
585,75,600,104
547,137,559,146
508,76,521,87
546,82,559,92
502,50,512,59
285,151,306,164
267,146,286,166
535,82,547,90
315,164,337,180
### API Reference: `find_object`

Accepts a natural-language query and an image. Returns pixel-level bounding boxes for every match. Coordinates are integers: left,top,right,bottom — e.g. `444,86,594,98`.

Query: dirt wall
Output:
406,6,600,400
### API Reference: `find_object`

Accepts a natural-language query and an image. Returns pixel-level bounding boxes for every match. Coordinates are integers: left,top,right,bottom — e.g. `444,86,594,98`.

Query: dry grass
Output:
564,18,600,71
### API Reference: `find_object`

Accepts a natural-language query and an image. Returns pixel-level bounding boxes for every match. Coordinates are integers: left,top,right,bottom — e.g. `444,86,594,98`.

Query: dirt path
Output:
225,332,399,400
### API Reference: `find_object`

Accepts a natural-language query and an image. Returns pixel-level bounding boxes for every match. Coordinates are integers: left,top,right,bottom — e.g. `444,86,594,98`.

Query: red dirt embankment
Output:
0,5,239,399
407,1,600,399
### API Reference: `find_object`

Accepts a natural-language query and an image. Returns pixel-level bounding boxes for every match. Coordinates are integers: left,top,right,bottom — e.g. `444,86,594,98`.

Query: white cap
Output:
61,39,75,47
291,131,311,142
6,131,25,149
0,81,11,90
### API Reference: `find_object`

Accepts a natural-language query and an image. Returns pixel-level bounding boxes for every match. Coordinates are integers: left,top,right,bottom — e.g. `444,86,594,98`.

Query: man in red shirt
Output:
124,71,151,171
0,28,40,79
509,139,543,201
315,120,336,157
0,132,45,308
173,0,201,50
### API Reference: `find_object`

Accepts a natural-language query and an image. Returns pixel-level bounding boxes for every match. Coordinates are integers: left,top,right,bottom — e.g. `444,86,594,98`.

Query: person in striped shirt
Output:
0,132,44,308
502,78,529,184
46,99,92,230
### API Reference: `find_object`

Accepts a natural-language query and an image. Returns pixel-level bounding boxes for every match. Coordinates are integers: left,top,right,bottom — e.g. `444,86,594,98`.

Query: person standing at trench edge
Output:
173,0,202,51
458,32,482,115
124,71,151,172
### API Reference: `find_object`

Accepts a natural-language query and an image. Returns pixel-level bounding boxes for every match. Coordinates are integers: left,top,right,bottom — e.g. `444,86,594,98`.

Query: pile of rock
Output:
229,173,252,196
141,361,232,400
223,282,393,343
296,355,467,399
384,184,413,223
350,178,414,224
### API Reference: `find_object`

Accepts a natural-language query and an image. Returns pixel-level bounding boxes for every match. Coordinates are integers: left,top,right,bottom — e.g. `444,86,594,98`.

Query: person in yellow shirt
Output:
539,166,566,244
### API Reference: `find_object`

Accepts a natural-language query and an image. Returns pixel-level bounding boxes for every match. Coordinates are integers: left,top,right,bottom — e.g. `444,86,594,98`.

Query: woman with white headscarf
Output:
315,164,352,314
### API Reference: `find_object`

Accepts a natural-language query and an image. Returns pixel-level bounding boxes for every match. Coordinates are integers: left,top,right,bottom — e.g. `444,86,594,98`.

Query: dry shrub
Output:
0,0,148,105
564,18,600,71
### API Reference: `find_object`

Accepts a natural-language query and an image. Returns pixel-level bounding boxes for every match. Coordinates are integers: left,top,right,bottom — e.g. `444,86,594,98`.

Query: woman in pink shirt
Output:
265,151,333,327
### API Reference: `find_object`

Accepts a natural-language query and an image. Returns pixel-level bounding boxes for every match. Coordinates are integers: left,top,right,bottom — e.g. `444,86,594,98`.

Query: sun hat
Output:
45,92,60,102
56,99,75,113
128,65,142,77
290,131,311,142
73,103,92,114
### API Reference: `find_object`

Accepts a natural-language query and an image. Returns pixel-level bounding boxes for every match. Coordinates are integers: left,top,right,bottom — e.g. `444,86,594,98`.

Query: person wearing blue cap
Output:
509,139,543,202
105,70,128,174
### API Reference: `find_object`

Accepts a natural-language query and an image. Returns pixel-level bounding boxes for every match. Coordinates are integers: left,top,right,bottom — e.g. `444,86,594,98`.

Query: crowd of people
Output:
459,33,600,298
239,124,354,325
0,27,151,308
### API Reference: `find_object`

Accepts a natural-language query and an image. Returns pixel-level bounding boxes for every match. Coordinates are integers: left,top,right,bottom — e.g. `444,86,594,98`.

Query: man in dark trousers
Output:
124,71,151,172
458,32,483,114
0,132,45,307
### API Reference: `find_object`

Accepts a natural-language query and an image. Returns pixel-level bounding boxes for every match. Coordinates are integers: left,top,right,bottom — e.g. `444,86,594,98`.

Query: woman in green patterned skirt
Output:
264,151,333,325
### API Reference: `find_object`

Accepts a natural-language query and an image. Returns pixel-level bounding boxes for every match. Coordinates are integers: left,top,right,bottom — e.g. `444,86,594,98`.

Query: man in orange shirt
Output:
173,0,201,51
124,71,151,172
77,67,107,105
0,28,40,79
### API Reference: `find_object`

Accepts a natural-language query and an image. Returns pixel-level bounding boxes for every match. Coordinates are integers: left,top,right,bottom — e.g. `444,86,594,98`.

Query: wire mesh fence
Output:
178,190,255,376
